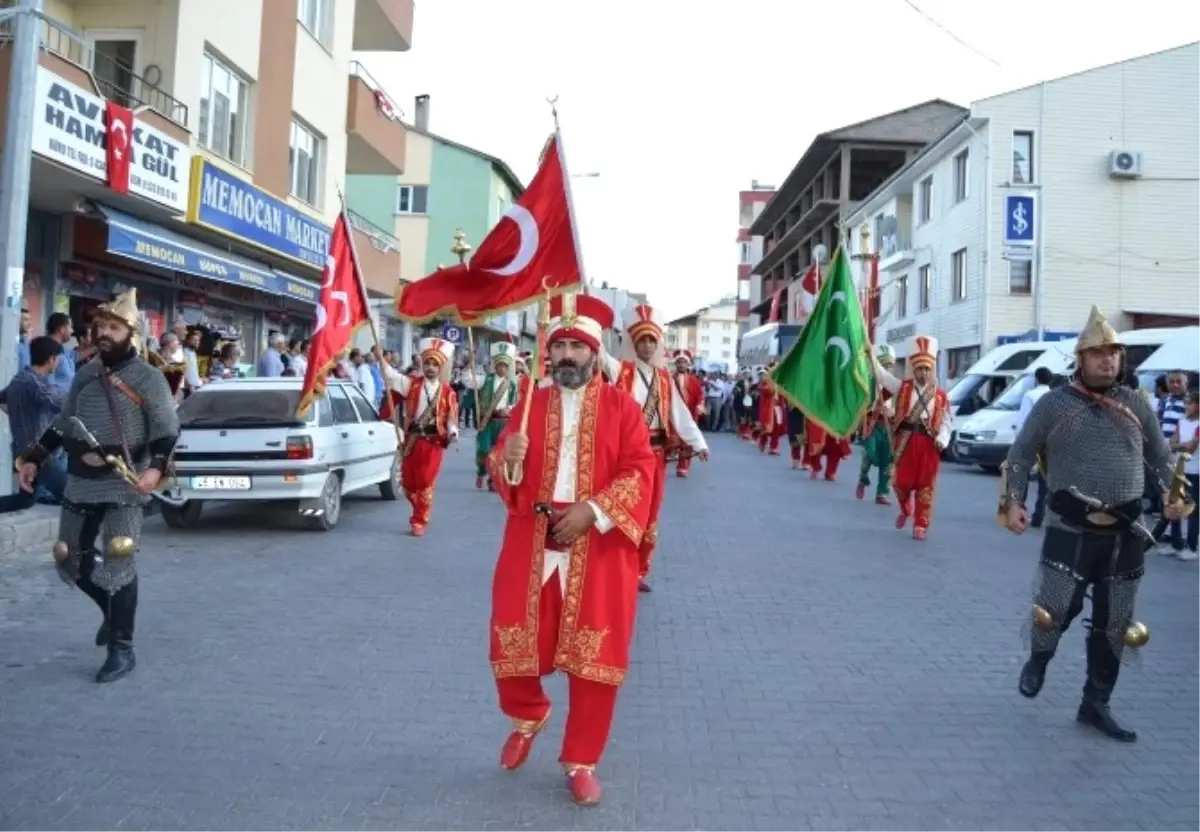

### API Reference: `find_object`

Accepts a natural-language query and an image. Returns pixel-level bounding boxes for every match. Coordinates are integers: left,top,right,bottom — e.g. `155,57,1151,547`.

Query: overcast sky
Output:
356,0,1196,322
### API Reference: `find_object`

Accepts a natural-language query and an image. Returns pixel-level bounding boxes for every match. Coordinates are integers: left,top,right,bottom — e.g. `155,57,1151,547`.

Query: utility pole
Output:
0,0,44,496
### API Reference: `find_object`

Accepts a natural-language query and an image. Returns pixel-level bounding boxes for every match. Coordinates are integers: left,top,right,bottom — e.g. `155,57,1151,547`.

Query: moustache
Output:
554,359,580,369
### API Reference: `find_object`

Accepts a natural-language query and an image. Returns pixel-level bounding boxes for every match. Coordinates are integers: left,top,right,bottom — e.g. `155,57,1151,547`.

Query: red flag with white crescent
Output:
394,133,582,323
297,213,371,417
105,101,134,195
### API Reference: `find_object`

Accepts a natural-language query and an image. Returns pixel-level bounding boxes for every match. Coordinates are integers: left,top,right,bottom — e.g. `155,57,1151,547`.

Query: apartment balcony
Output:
0,11,188,133
353,0,414,52
347,209,402,297
346,61,407,176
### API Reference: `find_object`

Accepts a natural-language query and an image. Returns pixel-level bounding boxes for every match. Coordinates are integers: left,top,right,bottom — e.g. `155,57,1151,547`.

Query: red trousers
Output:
894,432,940,530
495,575,619,767
805,438,845,479
758,429,782,454
640,447,668,578
676,451,691,476
401,438,445,530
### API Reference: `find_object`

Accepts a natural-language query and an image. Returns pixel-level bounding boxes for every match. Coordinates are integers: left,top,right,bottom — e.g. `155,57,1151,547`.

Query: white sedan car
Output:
159,377,401,531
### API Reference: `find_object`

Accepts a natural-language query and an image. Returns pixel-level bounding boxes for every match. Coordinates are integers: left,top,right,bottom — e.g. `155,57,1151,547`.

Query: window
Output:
952,249,968,302
919,177,933,223
289,119,323,207
953,150,969,203
700,335,710,344
396,185,429,214
722,336,732,344
739,242,750,264
1012,131,1034,184
895,273,908,319
298,0,332,44
918,265,932,312
1009,259,1033,295
327,386,360,424
347,387,381,422
198,52,249,166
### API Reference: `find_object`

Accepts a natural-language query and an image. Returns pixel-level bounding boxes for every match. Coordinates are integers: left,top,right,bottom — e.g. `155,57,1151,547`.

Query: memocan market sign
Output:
186,157,332,269
31,68,188,212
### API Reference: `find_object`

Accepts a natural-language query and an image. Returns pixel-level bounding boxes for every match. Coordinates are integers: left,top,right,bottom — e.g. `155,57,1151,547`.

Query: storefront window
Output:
175,299,257,375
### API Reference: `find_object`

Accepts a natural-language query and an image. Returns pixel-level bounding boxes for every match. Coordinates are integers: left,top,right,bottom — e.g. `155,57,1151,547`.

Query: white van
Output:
946,341,1072,421
953,343,1076,471
1131,326,1199,392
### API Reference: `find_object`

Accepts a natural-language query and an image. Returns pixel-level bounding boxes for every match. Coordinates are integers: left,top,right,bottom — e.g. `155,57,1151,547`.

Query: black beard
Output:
553,357,595,389
96,334,136,366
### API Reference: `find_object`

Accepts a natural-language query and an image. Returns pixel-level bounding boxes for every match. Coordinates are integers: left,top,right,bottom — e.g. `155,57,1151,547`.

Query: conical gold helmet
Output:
1076,305,1122,353
94,288,140,331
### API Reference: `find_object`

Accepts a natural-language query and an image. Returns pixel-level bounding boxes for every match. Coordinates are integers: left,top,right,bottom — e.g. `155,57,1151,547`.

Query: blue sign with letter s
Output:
1004,194,1036,245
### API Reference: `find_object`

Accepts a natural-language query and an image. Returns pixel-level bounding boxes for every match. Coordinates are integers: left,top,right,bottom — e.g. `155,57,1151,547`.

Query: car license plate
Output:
955,443,968,457
190,476,251,490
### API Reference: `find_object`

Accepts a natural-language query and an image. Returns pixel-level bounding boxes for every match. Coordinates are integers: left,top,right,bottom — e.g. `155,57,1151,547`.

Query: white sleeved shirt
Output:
1016,384,1051,431
599,352,708,453
542,384,616,594
873,360,952,449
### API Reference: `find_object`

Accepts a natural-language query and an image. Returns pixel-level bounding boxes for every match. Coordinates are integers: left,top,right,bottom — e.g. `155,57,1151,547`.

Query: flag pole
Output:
336,187,401,436
504,278,551,486
547,96,590,297
450,229,480,384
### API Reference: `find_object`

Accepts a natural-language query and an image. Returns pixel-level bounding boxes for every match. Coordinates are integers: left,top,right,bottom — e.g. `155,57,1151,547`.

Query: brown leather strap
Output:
98,371,136,470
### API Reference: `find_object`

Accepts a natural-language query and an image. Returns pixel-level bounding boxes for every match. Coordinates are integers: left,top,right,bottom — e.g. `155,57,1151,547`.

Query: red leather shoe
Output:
411,525,426,537
875,495,893,506
855,484,866,500
824,474,836,482
475,476,483,490
810,469,819,480
894,512,908,530
637,579,652,593
913,527,928,541
565,766,602,805
676,470,688,478
499,711,550,771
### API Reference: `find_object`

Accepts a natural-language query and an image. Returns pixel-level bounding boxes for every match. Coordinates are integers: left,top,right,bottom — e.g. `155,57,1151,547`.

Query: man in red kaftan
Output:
598,303,708,593
757,369,787,455
487,293,657,806
377,338,459,536
872,335,952,541
803,421,853,481
670,349,706,478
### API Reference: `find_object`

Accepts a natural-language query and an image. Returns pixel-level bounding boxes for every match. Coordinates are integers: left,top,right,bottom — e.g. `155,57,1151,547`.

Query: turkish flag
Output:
794,264,820,321
105,101,134,194
297,212,371,417
395,133,582,323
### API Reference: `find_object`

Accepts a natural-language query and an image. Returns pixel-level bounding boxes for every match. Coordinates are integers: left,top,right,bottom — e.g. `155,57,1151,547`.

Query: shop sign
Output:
103,209,319,304
186,157,332,269
31,68,188,212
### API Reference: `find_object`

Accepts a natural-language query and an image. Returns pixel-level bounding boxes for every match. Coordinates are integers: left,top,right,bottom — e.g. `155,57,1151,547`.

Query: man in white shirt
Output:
349,348,376,404
1017,367,1054,527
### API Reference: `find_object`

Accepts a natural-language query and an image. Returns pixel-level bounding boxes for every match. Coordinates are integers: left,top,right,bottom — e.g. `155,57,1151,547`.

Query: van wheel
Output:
307,474,343,530
380,454,401,501
161,500,204,529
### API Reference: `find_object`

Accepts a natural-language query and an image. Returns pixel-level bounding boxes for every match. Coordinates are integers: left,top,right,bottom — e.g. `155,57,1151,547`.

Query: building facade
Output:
346,94,528,359
748,100,968,328
0,0,410,371
846,42,1200,383
736,182,773,328
668,300,739,372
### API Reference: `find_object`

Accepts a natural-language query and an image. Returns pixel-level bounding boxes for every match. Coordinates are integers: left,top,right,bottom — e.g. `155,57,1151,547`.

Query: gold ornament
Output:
105,537,136,559
52,541,69,565
1123,621,1150,648
1032,605,1055,631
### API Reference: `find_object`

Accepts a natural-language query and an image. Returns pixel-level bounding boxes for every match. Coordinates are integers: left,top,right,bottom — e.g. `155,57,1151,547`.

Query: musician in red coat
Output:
670,349,707,478
757,367,787,455
599,303,708,593
486,292,657,806
872,335,952,541
377,338,459,536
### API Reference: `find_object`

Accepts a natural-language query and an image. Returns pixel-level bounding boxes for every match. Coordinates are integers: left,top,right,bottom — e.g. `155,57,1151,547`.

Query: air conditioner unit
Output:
1108,150,1144,179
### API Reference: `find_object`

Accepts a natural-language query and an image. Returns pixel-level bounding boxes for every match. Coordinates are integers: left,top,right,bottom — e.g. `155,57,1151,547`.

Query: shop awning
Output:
98,206,319,305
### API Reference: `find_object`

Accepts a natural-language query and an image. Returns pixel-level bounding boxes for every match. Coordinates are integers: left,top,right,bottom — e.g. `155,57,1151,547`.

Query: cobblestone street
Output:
1,431,1197,831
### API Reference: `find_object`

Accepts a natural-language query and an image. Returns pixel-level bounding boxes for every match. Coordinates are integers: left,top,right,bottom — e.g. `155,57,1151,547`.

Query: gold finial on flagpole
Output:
451,229,472,264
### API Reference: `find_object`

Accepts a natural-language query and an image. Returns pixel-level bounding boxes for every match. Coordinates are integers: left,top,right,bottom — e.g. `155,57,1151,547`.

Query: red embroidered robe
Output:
674,372,705,420
486,376,656,686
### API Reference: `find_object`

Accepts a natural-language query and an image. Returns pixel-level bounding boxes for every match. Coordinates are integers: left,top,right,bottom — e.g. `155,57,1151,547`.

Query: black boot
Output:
1019,651,1053,698
95,621,110,647
75,568,110,648
96,579,137,684
1076,633,1136,742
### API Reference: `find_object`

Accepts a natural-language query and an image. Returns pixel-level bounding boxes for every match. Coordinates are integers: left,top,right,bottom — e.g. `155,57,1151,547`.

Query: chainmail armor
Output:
48,355,178,593
1005,385,1174,527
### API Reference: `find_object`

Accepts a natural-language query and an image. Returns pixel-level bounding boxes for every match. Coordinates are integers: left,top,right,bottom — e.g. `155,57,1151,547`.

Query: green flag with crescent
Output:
768,246,872,438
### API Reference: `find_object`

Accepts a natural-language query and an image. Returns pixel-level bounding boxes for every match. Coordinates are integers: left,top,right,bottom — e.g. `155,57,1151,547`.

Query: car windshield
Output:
178,388,307,427
947,374,985,405
991,375,1036,411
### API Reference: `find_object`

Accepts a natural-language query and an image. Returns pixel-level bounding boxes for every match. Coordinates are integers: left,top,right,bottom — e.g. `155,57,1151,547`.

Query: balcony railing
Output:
349,60,404,120
347,208,400,254
0,12,189,127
